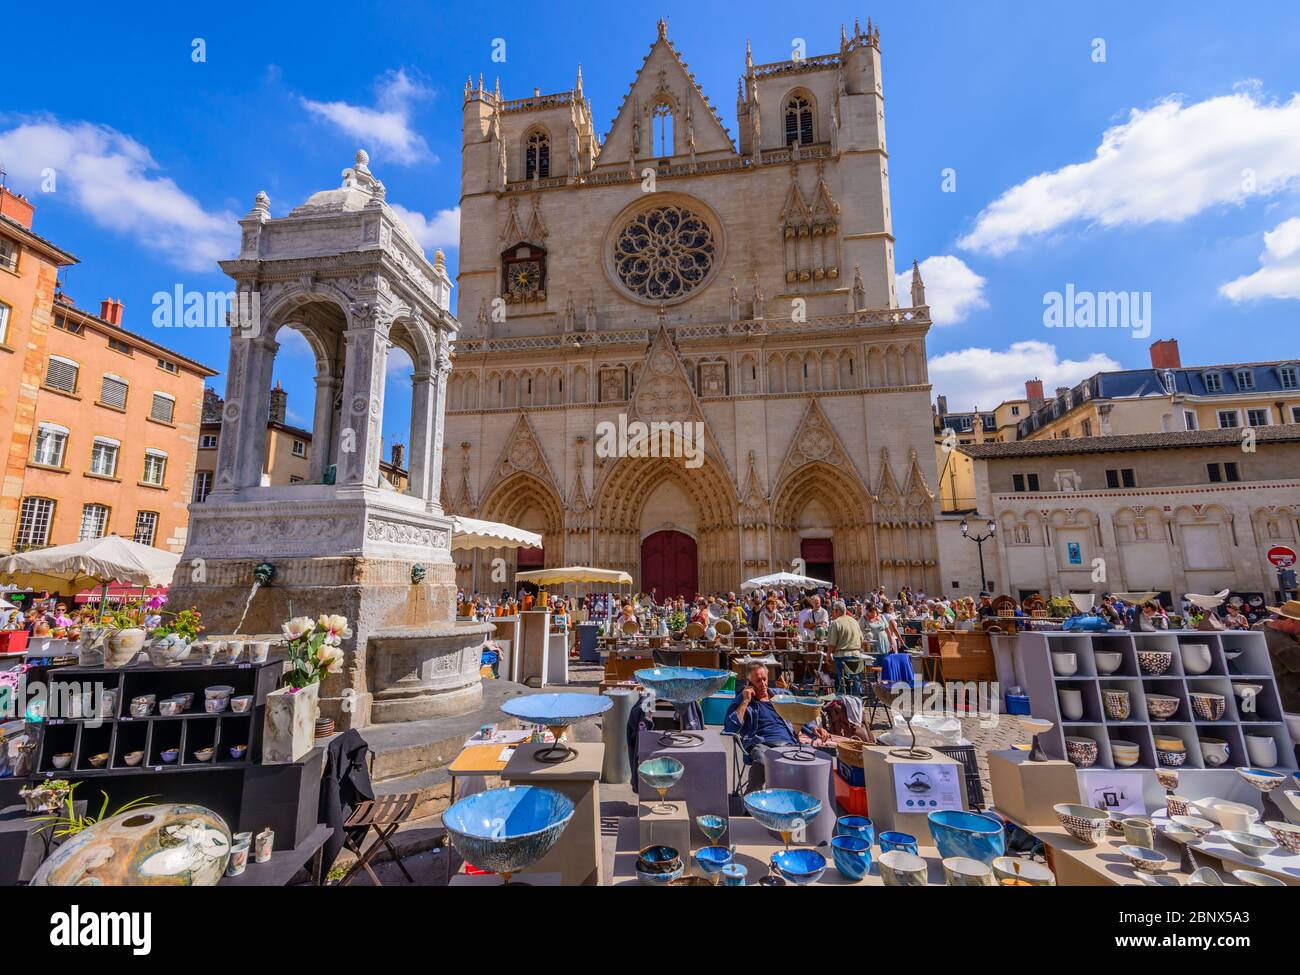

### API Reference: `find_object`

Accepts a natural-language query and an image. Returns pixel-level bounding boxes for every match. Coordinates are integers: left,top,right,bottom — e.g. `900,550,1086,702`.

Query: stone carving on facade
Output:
728,275,740,321
479,412,560,504
852,265,866,311
583,293,597,331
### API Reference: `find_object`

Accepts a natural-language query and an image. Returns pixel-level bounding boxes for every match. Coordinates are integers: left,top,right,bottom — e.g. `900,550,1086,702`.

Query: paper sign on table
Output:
894,762,964,813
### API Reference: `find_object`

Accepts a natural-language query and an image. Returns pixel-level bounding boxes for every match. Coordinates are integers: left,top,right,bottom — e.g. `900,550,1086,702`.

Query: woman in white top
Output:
758,596,782,635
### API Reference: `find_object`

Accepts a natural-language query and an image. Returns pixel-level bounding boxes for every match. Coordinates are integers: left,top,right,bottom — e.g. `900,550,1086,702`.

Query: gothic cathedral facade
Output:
443,20,941,597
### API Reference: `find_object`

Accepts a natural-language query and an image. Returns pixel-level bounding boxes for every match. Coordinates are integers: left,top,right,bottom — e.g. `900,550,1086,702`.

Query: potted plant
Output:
667,610,687,640
19,777,75,814
100,593,162,668
264,615,349,763
148,606,203,666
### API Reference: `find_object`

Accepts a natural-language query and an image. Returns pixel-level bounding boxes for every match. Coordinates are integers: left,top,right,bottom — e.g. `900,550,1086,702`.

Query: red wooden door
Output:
800,538,835,586
641,530,698,599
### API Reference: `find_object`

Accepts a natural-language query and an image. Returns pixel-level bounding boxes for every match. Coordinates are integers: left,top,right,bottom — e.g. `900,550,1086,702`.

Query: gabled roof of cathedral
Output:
600,19,735,157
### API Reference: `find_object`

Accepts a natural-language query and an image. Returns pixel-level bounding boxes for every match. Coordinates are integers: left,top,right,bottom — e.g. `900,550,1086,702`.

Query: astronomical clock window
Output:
525,130,550,179
501,243,547,305
612,204,715,302
785,94,814,146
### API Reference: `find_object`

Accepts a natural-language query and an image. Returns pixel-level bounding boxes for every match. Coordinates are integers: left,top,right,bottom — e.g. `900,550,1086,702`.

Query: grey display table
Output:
763,745,836,847
637,727,729,848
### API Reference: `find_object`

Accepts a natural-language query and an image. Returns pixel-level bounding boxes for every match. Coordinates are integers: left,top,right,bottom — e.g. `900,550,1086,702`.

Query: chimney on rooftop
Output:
1149,338,1181,369
0,186,34,229
391,443,405,470
936,395,948,415
1025,379,1044,407
98,298,124,325
269,381,287,424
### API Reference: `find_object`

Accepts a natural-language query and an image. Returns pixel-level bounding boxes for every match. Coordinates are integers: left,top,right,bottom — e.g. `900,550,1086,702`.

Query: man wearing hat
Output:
1255,600,1300,712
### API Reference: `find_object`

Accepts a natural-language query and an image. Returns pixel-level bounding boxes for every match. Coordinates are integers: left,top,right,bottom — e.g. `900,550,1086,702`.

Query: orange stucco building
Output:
0,187,217,554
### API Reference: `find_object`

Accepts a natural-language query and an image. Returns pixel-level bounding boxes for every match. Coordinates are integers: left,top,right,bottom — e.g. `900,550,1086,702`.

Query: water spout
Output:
232,562,275,635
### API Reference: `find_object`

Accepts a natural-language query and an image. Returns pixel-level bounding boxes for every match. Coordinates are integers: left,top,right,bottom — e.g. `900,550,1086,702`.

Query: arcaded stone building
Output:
444,20,940,597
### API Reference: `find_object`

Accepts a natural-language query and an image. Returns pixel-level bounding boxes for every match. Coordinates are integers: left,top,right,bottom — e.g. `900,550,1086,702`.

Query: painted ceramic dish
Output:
1262,820,1300,853
1137,650,1173,676
1119,844,1169,874
743,788,822,838
830,835,871,881
443,785,575,882
1053,803,1108,845
1145,694,1181,721
1064,736,1098,768
499,692,612,727
1189,692,1226,721
633,667,732,704
770,848,827,885
1102,689,1131,721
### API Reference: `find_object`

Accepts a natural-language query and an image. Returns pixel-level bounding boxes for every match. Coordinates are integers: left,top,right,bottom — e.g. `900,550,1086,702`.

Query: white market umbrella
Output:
451,516,542,552
515,566,633,586
0,535,179,592
740,571,833,592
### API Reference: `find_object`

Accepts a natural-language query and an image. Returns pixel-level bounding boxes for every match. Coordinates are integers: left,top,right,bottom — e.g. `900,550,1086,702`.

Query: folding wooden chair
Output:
336,792,420,886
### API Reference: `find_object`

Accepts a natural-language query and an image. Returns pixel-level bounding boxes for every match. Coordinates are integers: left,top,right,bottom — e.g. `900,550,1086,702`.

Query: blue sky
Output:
4,1,1300,449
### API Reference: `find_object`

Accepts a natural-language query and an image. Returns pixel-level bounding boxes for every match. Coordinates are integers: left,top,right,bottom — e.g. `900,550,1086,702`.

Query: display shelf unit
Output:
1019,630,1297,774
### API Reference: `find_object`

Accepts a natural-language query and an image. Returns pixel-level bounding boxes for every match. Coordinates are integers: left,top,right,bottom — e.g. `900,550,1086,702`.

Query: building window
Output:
107,337,132,355
32,423,68,467
157,358,178,374
292,439,306,457
52,314,83,334
1207,463,1221,483
193,470,213,503
99,374,129,409
1225,462,1240,482
0,301,10,345
784,93,814,146
79,503,110,540
89,437,120,477
524,129,550,179
1235,369,1255,390
288,475,304,484
651,100,675,157
1247,408,1270,427
15,497,54,549
1217,410,1239,429
44,355,80,393
150,392,176,424
1204,372,1223,392
1279,365,1298,389
1011,406,1020,416
1292,406,1300,423
142,449,167,486
0,236,17,271
1081,419,1092,437
1105,468,1136,488
199,434,219,449
133,511,159,547
1184,410,1198,430
1013,473,1040,492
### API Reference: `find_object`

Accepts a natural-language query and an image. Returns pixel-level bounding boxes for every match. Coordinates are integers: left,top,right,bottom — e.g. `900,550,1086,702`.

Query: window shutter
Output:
150,393,175,423
100,376,129,409
45,358,79,393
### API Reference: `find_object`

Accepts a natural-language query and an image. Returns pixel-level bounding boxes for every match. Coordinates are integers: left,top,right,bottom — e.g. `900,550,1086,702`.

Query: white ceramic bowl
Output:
1232,869,1285,886
1051,651,1079,677
1220,830,1277,859
1093,651,1123,675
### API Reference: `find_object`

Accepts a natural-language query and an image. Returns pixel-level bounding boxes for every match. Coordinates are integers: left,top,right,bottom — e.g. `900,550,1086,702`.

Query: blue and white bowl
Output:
830,835,872,881
693,845,734,881
634,667,732,704
500,692,612,729
744,789,822,837
443,786,575,879
771,848,827,885
927,809,1006,866
835,815,874,846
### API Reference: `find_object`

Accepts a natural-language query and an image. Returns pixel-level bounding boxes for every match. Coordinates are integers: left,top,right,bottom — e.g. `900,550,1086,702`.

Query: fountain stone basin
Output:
365,621,495,722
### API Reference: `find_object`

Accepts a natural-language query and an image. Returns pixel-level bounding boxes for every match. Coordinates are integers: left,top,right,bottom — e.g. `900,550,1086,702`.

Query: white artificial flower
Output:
317,614,351,642
317,645,344,674
281,616,316,641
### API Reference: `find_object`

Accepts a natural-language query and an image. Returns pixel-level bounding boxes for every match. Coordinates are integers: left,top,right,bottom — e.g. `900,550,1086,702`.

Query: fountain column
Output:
335,306,390,488
407,370,437,502
309,368,341,483
213,332,278,492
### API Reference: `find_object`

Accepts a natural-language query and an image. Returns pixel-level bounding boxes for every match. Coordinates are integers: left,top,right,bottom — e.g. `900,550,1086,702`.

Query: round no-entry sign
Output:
1267,545,1298,568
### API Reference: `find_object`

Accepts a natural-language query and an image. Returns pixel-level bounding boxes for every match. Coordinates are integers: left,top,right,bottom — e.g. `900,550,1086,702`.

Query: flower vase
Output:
263,682,320,764
105,628,146,668
78,627,107,667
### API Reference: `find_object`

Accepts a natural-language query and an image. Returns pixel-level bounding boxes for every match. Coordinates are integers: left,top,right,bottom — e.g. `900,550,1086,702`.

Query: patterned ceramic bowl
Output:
1064,736,1098,768
1054,803,1109,845
1263,820,1300,853
1157,749,1187,768
1137,650,1173,676
1110,739,1140,767
1170,815,1214,837
1146,695,1181,721
1189,692,1226,721
1165,794,1191,818
1119,844,1169,874
1102,689,1131,721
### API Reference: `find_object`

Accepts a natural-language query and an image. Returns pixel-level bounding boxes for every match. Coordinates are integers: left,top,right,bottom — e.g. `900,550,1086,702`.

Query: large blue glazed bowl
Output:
744,788,822,834
443,786,575,876
693,845,734,878
878,831,919,855
637,756,685,792
927,809,1006,865
500,692,612,728
830,835,872,881
771,848,827,885
634,667,732,704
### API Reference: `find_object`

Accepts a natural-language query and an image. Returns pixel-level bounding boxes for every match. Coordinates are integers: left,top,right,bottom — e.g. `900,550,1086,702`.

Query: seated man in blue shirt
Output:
723,662,829,792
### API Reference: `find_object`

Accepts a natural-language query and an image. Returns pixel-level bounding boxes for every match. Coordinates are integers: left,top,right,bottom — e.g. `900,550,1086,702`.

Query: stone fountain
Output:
169,151,492,729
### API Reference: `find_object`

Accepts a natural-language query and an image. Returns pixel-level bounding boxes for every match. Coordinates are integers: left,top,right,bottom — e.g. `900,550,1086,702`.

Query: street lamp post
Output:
960,518,997,592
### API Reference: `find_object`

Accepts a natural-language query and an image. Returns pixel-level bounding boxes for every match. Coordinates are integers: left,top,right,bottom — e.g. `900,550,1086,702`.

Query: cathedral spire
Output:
575,64,583,98
657,17,667,40
745,38,754,75
910,258,926,307
493,76,500,102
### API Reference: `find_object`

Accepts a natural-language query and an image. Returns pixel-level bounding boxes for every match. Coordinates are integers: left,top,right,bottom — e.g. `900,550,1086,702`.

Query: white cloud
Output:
928,340,1120,413
389,203,459,251
0,118,237,271
301,69,433,165
1220,216,1300,301
896,255,987,325
959,91,1300,256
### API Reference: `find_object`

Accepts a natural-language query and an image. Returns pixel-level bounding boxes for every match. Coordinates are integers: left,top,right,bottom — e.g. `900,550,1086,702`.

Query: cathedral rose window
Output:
613,204,715,301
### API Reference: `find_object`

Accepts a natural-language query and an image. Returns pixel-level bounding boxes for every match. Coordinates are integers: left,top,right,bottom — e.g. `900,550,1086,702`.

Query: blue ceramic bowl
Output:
696,814,728,842
771,848,827,885
637,862,684,885
693,845,734,878
500,692,612,728
634,667,732,704
835,815,874,846
443,786,575,876
635,844,683,873
927,810,1006,866
744,788,822,834
637,756,685,792
879,830,919,855
830,835,872,881
719,863,748,886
